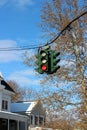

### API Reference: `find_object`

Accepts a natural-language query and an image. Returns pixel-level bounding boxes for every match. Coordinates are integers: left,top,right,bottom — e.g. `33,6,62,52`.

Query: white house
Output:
0,73,46,130
11,100,46,130
0,74,27,130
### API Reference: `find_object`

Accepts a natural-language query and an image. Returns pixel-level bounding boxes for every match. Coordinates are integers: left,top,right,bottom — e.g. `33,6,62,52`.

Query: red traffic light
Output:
41,64,47,71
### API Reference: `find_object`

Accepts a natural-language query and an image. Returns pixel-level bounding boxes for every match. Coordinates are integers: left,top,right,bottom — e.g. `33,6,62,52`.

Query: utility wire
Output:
0,46,39,51
47,11,87,45
0,11,87,51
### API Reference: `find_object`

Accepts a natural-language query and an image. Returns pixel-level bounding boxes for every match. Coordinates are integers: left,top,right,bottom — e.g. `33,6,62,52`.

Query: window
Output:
2,100,8,110
30,115,33,125
35,116,38,125
39,117,44,125
2,119,7,125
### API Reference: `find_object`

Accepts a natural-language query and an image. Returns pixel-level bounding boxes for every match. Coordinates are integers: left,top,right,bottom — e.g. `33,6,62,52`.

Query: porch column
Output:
17,121,19,130
8,119,9,130
37,115,39,126
33,115,35,126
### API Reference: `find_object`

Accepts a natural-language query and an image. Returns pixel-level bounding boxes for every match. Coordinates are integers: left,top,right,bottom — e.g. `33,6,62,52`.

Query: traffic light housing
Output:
50,50,60,74
35,45,60,74
35,45,50,74
40,49,49,72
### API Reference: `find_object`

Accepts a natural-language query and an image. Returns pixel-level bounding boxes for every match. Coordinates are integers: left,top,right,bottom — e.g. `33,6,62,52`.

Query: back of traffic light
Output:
50,50,60,74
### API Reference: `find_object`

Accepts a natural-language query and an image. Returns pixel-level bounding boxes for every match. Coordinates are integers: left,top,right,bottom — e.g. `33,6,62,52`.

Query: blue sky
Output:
0,0,47,89
0,0,86,93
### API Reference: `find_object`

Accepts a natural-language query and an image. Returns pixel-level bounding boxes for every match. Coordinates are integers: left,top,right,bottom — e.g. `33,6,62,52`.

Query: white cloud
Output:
0,0,34,8
0,39,35,63
10,69,35,76
0,39,22,62
0,39,16,48
0,0,8,6
7,69,41,86
0,40,40,88
13,0,34,7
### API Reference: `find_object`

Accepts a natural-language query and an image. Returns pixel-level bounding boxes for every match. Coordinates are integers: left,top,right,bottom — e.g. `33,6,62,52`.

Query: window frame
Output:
2,100,8,111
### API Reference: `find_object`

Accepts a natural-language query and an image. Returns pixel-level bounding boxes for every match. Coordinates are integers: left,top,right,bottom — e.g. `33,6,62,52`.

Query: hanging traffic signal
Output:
50,50,60,74
35,45,50,74
35,44,60,74
40,49,49,72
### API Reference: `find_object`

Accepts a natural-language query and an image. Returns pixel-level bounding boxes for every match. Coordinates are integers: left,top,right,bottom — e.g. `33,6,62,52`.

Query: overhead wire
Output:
0,11,87,51
0,46,40,51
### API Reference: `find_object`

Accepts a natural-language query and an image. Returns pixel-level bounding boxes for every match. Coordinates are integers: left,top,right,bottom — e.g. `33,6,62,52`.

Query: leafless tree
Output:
23,0,87,128
7,80,25,102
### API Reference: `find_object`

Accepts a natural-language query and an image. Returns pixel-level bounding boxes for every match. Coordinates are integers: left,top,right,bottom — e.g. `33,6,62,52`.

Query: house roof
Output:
1,80,14,93
0,73,14,92
11,101,38,113
0,72,14,93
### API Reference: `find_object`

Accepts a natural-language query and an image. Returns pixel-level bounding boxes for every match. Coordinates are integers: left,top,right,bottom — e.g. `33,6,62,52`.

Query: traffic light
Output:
40,49,49,72
35,45,50,74
35,44,60,74
50,50,60,74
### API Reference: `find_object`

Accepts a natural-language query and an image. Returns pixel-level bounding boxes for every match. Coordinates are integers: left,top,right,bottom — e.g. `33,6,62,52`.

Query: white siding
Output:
2,92,11,112
0,83,13,112
0,91,2,110
0,83,5,110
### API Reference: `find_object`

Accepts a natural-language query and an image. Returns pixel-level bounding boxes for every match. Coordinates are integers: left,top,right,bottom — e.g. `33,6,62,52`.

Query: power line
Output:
47,11,87,45
0,11,87,51
0,46,39,51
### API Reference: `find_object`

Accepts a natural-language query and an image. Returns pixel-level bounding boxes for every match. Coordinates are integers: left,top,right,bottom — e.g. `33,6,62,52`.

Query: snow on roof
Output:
0,72,3,79
11,101,37,113
0,73,14,93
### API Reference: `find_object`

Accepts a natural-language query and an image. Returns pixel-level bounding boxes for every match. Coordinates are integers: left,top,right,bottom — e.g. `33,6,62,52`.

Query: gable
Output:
31,101,45,116
1,80,14,93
